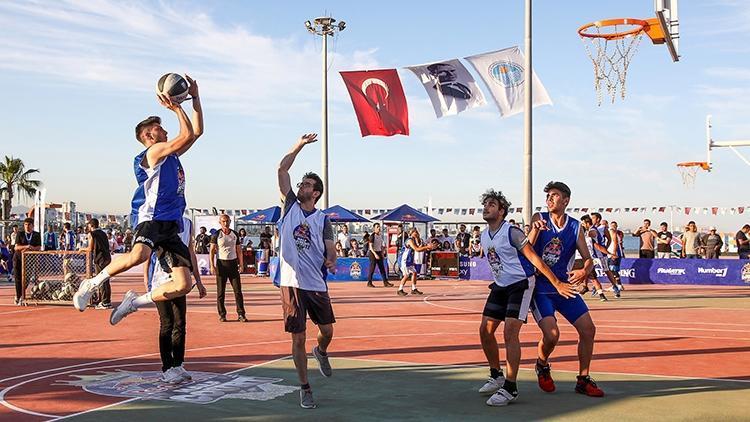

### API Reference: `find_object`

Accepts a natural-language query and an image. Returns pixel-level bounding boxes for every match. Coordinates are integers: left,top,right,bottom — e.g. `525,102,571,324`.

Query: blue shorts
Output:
531,293,589,325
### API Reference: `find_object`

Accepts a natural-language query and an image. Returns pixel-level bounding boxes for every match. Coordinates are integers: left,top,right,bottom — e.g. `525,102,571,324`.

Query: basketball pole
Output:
522,0,533,225
321,31,330,209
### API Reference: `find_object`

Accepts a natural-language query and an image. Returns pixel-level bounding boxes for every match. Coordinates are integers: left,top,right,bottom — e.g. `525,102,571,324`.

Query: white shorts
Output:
593,257,609,270
400,264,416,275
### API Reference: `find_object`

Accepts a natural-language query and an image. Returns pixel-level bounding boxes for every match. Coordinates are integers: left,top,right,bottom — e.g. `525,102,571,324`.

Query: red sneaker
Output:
575,376,604,397
535,362,555,393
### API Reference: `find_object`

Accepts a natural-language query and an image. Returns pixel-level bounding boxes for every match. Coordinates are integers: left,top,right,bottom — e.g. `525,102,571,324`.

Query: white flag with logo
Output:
464,46,552,117
404,59,486,118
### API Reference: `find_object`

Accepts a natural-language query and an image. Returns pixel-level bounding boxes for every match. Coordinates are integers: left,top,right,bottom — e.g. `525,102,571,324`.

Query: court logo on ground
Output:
58,370,297,404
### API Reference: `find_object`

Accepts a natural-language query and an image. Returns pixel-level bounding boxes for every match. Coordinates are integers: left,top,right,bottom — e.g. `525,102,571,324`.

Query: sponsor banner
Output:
595,258,750,286
459,255,493,281
326,257,386,282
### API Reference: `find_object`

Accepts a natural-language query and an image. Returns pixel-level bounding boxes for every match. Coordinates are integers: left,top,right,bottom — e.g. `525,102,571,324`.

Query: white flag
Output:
404,59,486,118
464,46,552,117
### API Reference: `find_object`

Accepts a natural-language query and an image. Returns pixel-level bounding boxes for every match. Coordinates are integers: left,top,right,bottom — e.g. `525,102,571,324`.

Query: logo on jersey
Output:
486,246,503,278
176,166,186,196
350,261,362,279
57,370,297,404
741,263,750,283
293,222,312,251
541,237,562,267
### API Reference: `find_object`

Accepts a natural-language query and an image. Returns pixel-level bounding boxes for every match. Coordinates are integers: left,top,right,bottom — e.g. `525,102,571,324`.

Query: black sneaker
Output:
410,288,423,295
383,281,394,287
397,289,408,296
238,315,248,323
366,282,375,288
219,316,227,322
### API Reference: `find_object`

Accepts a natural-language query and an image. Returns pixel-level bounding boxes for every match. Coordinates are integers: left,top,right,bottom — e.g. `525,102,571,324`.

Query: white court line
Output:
47,356,292,421
0,307,46,316
338,356,750,384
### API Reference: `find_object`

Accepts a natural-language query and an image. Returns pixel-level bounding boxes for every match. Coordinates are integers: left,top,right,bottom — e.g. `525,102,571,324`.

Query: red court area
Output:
1,276,749,421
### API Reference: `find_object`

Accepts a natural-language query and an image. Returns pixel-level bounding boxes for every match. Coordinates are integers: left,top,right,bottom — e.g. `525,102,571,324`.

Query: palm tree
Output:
0,156,42,230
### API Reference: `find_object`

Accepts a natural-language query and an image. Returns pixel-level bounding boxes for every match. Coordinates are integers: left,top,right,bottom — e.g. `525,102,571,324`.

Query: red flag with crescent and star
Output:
340,69,409,137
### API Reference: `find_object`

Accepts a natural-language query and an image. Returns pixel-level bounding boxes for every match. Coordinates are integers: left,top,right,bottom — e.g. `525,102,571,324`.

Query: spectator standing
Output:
361,232,371,257
79,218,113,309
455,224,471,256
60,223,77,251
0,240,10,281
704,227,723,259
238,228,251,249
633,219,658,259
123,229,133,252
656,222,673,259
736,225,750,259
76,226,88,250
681,221,701,259
43,224,58,251
13,218,41,305
259,226,273,253
194,226,210,254
337,225,351,256
210,214,246,322
366,223,392,287
107,231,118,253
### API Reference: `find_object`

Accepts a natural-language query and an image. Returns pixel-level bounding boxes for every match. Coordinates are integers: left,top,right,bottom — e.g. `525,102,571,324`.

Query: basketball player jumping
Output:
528,182,604,397
73,75,204,326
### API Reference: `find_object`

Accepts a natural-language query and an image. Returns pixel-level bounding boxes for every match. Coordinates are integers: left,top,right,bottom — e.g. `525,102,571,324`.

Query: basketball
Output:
156,73,189,104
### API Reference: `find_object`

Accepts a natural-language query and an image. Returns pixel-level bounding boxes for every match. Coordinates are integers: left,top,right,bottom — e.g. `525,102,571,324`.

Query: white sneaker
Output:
161,367,185,384
486,388,517,406
73,278,97,311
109,290,138,325
478,376,505,395
175,365,192,381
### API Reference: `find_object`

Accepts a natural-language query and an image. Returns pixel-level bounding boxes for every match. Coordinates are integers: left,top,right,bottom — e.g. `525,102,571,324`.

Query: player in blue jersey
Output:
527,181,604,397
477,189,574,407
73,76,204,326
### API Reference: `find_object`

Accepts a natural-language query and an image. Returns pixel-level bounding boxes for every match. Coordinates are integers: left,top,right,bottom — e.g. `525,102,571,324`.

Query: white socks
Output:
89,270,110,288
132,291,153,308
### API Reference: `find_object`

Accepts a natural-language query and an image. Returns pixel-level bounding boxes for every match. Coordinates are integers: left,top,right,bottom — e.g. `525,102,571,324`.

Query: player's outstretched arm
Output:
277,133,318,200
147,94,195,167
520,244,575,298
174,75,203,157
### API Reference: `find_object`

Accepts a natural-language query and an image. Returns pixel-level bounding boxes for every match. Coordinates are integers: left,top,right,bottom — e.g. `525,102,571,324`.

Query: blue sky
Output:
1,0,749,231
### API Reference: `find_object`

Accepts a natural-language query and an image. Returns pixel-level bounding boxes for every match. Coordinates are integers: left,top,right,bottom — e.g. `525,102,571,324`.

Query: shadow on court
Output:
66,358,750,422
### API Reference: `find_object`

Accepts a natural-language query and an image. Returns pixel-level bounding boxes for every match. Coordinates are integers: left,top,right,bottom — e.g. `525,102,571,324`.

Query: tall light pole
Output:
305,16,346,209
522,0,533,225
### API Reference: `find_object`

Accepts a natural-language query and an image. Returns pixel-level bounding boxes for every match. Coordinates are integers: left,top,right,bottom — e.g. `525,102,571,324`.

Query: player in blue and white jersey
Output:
74,76,204,327
527,181,604,397
476,189,574,407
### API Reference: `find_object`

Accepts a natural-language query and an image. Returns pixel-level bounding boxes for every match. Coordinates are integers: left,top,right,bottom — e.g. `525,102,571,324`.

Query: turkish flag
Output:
340,69,409,137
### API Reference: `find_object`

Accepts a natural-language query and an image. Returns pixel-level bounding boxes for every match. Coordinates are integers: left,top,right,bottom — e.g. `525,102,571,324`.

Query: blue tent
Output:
372,204,439,223
238,206,281,223
323,205,369,223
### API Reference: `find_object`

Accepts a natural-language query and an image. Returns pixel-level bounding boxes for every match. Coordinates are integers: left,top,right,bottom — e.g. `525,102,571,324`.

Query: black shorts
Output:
482,278,534,323
133,221,192,270
281,287,336,334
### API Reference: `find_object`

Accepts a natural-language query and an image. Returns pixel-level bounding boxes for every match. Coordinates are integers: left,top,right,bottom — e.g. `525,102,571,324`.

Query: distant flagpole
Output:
523,0,533,225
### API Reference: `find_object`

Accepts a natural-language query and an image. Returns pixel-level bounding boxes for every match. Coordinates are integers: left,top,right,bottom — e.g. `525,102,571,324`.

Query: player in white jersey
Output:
73,77,203,326
580,215,612,301
588,213,621,298
144,216,206,384
477,189,574,407
396,228,436,296
277,133,337,409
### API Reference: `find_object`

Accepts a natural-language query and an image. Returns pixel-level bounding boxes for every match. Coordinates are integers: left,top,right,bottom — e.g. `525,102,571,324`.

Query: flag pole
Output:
321,31,330,209
523,0,533,225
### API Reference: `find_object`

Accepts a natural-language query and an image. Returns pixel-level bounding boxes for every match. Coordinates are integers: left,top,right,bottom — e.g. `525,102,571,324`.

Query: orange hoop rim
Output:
578,18,649,40
676,161,710,171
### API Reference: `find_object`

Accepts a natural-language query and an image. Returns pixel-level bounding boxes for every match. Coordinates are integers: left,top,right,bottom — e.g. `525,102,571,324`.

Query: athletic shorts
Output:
400,264,416,275
133,221,192,270
281,286,335,333
593,256,608,270
531,292,589,325
483,277,535,323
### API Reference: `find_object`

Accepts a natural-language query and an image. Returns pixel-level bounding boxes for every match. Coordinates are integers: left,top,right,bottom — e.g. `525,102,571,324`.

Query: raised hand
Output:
299,133,318,145
157,93,180,111
185,74,199,98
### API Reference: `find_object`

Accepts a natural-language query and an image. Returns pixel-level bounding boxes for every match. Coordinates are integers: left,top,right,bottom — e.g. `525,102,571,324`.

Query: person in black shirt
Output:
80,218,113,308
736,225,750,259
13,218,41,305
656,222,673,259
455,224,471,255
194,226,210,254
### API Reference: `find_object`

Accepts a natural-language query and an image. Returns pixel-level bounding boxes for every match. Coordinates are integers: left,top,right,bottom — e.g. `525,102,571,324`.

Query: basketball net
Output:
678,165,699,189
580,26,643,106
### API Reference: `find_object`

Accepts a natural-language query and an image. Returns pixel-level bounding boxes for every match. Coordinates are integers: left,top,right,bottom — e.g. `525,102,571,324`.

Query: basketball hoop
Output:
578,18,648,105
676,161,710,188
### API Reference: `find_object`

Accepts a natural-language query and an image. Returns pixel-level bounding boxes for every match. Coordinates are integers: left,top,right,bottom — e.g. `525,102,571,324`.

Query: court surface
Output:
1,275,748,421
